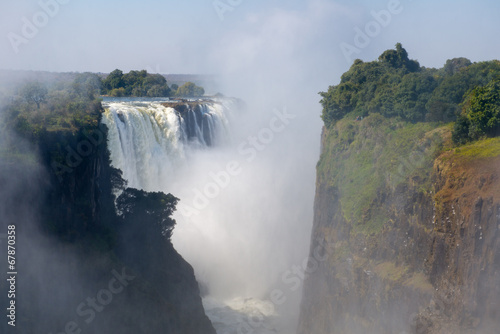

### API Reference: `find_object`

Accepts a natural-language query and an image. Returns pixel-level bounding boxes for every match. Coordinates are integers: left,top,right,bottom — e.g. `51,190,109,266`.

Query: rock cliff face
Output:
0,119,215,333
297,115,500,334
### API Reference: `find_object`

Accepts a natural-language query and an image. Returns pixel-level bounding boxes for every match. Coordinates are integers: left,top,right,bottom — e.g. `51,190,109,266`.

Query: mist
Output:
2,0,500,333
0,101,90,334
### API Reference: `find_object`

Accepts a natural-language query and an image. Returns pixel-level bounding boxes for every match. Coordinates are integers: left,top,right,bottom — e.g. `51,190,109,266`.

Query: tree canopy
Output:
452,80,500,144
20,81,48,109
72,72,103,99
103,69,125,91
320,43,500,128
176,82,205,97
102,69,173,97
116,188,178,239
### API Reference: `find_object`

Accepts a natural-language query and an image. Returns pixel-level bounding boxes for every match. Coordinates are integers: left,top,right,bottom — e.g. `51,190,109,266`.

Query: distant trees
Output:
21,82,48,109
53,69,208,98
143,74,170,97
378,42,420,72
72,73,103,99
176,82,205,97
443,57,472,76
103,69,125,91
320,43,500,128
7,71,208,140
452,80,500,144
101,69,175,97
394,72,437,121
5,75,104,141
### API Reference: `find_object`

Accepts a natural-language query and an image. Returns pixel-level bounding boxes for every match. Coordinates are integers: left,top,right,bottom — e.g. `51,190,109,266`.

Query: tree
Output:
143,74,167,87
143,74,170,97
452,80,500,144
72,73,103,98
147,85,169,97
123,70,147,95
452,114,470,145
378,43,420,72
176,82,205,97
394,72,437,121
103,69,125,91
464,80,500,139
21,82,48,109
116,188,178,239
443,57,472,76
109,88,126,97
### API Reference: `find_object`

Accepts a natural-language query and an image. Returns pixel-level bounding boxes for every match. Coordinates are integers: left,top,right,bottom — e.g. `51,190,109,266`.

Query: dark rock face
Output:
297,124,500,334
0,121,216,334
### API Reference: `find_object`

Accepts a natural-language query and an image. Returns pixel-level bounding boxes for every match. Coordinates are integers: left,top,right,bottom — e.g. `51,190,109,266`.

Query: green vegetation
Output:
317,44,500,235
175,81,205,97
320,43,500,128
317,114,443,234
2,74,103,142
452,80,500,144
21,81,48,109
116,188,178,239
102,69,172,97
100,70,206,98
1,73,180,245
453,137,500,160
72,72,103,97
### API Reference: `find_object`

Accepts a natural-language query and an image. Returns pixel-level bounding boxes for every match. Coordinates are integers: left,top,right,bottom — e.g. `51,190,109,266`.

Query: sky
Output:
1,1,499,331
1,0,499,91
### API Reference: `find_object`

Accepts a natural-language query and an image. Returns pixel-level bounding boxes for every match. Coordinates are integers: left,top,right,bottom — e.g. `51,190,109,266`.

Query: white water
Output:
102,99,231,190
101,98,292,333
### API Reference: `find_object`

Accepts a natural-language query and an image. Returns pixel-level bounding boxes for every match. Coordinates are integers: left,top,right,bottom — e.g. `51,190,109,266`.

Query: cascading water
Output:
101,98,283,333
102,98,230,190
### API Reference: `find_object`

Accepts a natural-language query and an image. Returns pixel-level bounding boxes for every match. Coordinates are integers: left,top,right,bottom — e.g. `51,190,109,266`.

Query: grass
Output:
453,137,500,160
317,113,445,235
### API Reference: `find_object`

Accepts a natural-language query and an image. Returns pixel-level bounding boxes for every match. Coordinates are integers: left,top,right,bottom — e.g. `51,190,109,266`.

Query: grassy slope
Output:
318,113,445,234
318,111,500,237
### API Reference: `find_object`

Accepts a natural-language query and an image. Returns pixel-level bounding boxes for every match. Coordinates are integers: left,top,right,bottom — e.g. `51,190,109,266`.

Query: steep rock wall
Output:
297,116,500,334
0,115,215,333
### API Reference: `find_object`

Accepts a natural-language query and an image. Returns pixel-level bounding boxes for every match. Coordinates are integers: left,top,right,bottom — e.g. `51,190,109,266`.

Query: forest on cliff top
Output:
320,43,500,145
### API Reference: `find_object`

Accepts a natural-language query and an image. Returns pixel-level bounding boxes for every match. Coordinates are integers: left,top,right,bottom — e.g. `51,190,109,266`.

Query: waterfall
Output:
101,99,231,191
102,98,296,333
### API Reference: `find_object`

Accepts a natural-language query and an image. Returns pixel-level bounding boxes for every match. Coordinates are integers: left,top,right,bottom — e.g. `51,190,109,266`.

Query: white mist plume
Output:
100,3,354,332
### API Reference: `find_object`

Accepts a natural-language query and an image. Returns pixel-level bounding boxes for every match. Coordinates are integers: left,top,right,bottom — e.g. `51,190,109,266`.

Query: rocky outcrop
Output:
297,117,500,334
0,116,216,333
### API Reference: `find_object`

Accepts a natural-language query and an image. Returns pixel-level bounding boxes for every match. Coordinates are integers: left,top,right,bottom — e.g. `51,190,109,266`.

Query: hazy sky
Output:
1,2,499,331
1,0,499,86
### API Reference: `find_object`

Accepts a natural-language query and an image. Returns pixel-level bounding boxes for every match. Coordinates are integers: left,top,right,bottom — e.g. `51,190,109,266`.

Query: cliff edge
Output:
0,107,216,333
297,115,500,334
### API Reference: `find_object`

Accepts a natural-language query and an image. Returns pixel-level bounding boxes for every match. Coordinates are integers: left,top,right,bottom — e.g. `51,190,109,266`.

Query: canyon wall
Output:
298,115,500,334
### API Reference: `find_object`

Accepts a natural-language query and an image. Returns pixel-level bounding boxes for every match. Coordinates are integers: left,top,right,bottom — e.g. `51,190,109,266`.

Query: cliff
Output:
297,114,500,334
0,110,215,333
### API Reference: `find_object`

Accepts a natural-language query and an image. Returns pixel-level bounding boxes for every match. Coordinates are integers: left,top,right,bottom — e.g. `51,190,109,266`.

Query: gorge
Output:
100,97,314,333
297,47,500,333
1,45,499,334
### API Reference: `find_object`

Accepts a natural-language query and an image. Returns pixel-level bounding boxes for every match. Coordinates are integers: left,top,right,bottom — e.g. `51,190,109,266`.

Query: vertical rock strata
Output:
298,117,500,334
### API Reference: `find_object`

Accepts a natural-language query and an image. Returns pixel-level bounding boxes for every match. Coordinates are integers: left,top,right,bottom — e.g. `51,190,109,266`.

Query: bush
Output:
110,88,126,97
452,80,500,144
320,44,500,128
176,82,205,97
